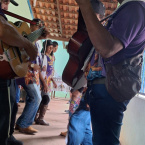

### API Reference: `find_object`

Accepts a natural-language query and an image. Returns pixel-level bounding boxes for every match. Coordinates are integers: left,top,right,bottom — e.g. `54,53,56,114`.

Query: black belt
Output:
87,78,106,86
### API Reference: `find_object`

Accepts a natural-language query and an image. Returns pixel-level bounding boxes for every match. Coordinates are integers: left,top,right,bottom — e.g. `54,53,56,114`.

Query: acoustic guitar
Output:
62,10,93,88
0,21,44,79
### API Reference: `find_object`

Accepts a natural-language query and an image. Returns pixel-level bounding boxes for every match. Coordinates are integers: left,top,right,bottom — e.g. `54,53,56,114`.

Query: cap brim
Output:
10,0,18,6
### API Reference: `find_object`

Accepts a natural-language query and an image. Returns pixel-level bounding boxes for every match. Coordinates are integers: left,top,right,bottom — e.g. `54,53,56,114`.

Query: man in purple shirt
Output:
75,0,145,145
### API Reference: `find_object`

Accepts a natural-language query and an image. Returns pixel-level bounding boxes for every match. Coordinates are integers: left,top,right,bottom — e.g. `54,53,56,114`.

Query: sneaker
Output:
64,110,69,113
7,135,23,145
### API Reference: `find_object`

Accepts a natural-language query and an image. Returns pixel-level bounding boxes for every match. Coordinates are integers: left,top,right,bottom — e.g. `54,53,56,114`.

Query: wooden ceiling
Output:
29,0,118,42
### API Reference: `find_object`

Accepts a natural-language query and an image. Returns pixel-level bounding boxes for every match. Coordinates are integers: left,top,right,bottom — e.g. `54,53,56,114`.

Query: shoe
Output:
7,135,23,145
35,119,49,126
64,110,69,113
60,131,67,137
35,104,49,126
19,126,38,134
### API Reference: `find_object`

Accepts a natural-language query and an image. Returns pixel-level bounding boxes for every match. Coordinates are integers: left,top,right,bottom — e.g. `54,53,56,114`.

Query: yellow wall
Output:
6,0,32,23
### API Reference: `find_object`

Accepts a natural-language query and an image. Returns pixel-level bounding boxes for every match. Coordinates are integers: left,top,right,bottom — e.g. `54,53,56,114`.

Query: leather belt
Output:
87,78,106,86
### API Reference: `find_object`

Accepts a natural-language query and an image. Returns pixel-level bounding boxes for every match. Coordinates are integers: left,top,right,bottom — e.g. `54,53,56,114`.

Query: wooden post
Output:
51,91,53,99
53,91,55,98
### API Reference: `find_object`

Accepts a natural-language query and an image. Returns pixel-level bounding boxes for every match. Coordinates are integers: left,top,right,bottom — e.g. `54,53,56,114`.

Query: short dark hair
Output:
1,0,19,6
53,41,58,47
31,18,45,27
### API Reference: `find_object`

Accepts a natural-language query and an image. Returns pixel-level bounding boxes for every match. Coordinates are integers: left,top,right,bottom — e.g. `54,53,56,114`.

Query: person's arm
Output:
51,77,57,88
0,15,37,60
71,90,81,102
75,0,123,58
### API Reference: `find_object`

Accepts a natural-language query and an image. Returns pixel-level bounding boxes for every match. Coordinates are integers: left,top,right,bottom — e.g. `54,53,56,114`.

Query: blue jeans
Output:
16,83,41,128
67,99,92,145
87,84,130,145
15,80,20,103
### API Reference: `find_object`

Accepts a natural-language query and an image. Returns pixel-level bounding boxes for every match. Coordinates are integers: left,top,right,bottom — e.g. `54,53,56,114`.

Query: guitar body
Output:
0,22,31,79
62,30,93,87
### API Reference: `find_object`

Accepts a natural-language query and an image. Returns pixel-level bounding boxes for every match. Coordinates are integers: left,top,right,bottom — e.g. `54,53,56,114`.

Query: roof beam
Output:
33,0,37,7
59,3,78,8
61,17,78,21
62,23,77,26
33,7,57,12
48,36,69,42
56,0,63,36
60,10,78,15
34,13,58,19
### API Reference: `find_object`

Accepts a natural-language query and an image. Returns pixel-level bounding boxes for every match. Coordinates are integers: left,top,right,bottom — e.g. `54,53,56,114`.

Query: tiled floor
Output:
14,98,69,145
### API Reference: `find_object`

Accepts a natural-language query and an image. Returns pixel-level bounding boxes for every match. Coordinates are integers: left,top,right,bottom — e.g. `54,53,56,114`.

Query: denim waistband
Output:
87,78,106,86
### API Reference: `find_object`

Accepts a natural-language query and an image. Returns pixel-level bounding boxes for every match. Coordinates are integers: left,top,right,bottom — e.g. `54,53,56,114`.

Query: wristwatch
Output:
30,64,35,68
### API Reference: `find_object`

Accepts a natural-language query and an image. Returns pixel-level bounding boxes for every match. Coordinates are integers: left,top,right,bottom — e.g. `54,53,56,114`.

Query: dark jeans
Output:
87,84,130,145
9,80,18,136
0,79,16,145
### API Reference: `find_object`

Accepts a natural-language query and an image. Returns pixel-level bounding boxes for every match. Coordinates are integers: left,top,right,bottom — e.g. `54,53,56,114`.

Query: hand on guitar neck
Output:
0,16,38,61
0,18,45,79
38,28,50,40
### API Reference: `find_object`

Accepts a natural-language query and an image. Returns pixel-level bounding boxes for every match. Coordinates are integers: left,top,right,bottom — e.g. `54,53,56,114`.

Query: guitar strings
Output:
27,27,44,42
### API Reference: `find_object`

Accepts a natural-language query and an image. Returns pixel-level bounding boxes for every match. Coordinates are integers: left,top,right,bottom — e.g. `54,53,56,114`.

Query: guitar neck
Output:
27,27,44,42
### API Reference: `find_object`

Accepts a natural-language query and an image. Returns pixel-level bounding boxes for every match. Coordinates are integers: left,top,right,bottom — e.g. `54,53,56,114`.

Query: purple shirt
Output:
87,1,145,80
46,54,54,78
105,1,145,64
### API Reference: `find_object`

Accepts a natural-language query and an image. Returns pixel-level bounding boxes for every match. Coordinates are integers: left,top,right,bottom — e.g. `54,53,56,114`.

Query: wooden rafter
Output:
29,0,118,42
56,0,63,36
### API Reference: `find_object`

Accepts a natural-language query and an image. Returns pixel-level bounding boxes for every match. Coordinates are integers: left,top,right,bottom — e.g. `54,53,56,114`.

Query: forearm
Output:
0,16,30,48
0,16,37,60
78,1,123,58
51,77,55,84
39,72,46,84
